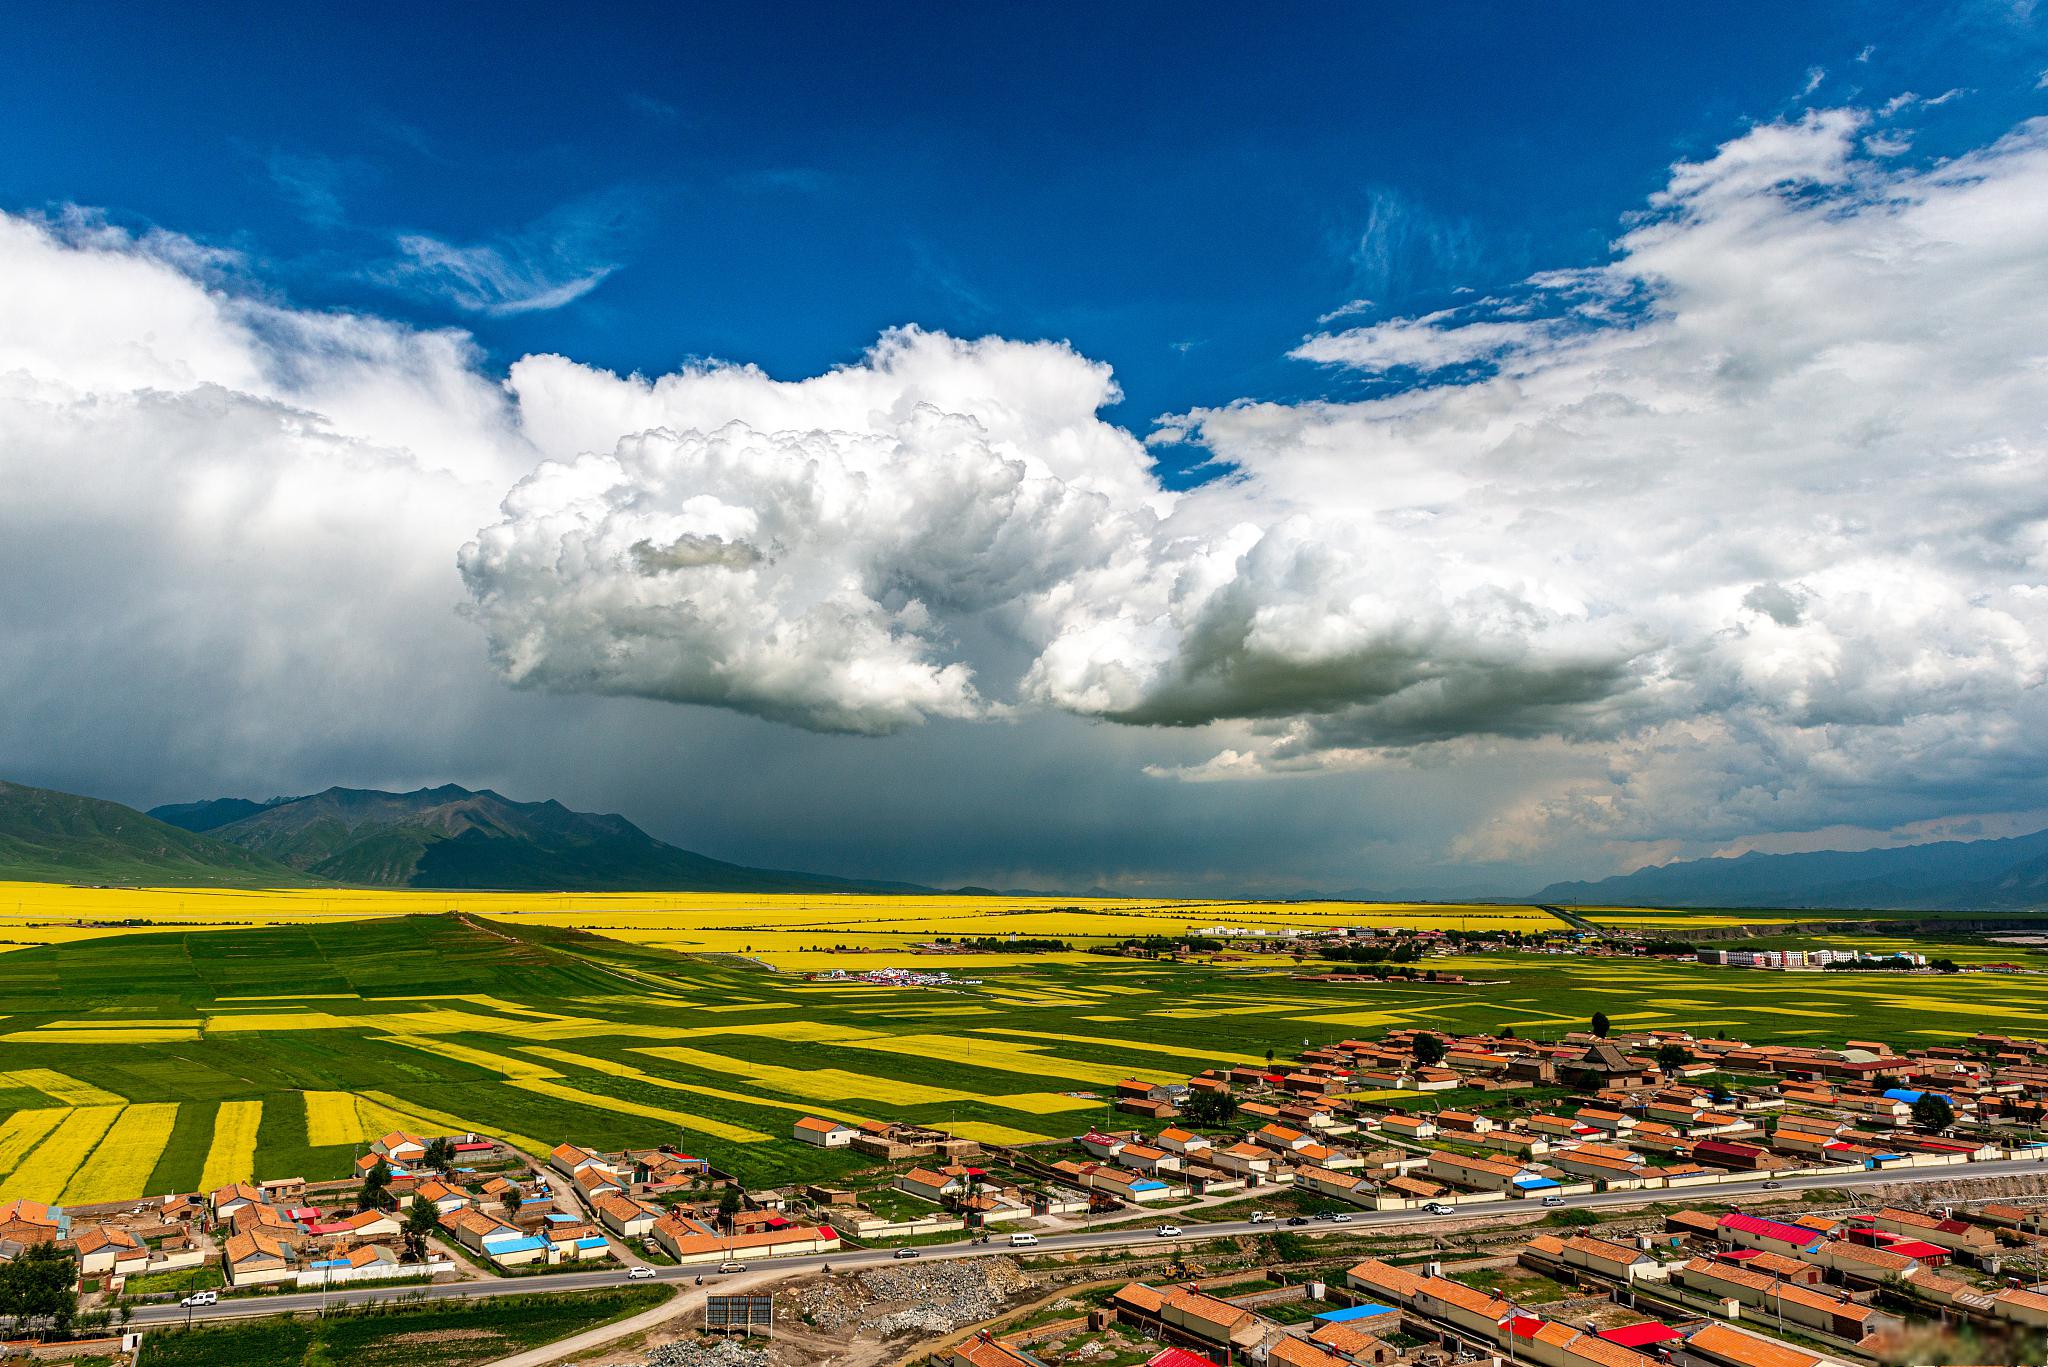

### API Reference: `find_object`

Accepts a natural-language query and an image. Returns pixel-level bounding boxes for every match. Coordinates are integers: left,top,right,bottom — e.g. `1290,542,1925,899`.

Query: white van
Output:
1007,1233,1039,1247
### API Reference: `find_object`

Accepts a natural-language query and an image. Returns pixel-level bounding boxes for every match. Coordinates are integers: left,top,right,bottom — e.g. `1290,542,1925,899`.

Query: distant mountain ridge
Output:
1536,827,2048,911
149,783,925,893
0,780,310,885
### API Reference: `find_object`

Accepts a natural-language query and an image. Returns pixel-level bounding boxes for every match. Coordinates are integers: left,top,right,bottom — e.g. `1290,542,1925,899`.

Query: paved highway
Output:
130,1154,2048,1331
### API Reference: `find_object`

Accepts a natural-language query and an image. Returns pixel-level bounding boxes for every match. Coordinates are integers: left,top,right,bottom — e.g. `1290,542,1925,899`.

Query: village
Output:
10,1016,2048,1364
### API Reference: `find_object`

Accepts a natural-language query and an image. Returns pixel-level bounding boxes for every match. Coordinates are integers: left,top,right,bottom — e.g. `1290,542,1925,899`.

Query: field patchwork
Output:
197,1100,262,1191
0,1104,122,1200
61,1102,180,1205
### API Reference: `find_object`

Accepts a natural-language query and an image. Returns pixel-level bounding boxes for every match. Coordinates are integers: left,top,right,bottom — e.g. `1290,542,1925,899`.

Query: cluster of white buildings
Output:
808,966,982,987
1696,947,1928,970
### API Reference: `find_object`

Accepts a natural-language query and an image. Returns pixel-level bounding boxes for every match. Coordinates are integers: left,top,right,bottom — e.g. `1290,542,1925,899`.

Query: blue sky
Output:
11,3,2037,457
5,5,2048,893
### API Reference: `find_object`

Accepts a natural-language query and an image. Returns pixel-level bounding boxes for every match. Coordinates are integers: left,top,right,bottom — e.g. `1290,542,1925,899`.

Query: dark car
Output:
1286,1216,1309,1226
892,1248,922,1259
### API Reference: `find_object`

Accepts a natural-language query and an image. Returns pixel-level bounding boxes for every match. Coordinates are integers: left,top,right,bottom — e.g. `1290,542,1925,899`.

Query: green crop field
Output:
135,1287,671,1367
0,913,2039,1203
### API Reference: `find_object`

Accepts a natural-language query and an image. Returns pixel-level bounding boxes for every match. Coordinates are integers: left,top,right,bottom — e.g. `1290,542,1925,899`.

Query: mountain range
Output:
1535,827,2048,912
15,770,2048,909
0,779,309,885
147,784,927,893
0,777,920,892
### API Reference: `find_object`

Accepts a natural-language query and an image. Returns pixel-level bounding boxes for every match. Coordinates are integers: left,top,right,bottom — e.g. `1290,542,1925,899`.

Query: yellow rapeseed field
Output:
0,881,1563,967
0,1108,64,1180
0,1069,123,1106
198,1100,263,1191
60,1102,180,1205
0,1104,122,1200
302,1091,369,1148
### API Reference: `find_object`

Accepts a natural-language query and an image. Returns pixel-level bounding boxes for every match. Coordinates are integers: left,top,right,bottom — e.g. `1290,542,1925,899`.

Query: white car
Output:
1248,1211,1273,1224
180,1290,218,1307
1155,1225,1183,1238
1425,1202,1455,1215
1331,1213,1353,1223
628,1266,657,1279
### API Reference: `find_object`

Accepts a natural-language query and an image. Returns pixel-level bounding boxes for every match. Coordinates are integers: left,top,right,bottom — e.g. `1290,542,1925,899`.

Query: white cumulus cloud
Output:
8,100,2048,869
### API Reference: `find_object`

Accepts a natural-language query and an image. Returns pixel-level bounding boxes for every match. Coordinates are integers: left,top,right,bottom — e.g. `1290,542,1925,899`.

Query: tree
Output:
1590,1012,1611,1038
1656,1043,1689,1072
0,1243,78,1333
1912,1093,1956,1133
422,1137,455,1174
1709,1081,1733,1107
1181,1089,1240,1129
717,1186,744,1233
402,1194,439,1262
358,1157,395,1212
1264,1047,1276,1066
1411,1033,1447,1066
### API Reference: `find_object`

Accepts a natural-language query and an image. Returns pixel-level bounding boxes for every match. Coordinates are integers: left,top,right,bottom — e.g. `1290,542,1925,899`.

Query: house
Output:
792,1116,859,1148
1524,1233,1660,1282
549,1143,616,1183
1678,1321,1850,1367
1308,1319,1398,1363
221,1229,295,1286
1256,1124,1314,1152
1674,1260,1884,1340
1412,1276,1512,1338
1345,1258,1426,1306
1691,1140,1781,1172
208,1182,266,1221
1377,1114,1435,1141
649,1214,840,1265
413,1179,469,1216
951,1332,1045,1367
1119,1143,1182,1175
1424,1150,1538,1193
1811,1238,1920,1285
1207,1143,1274,1179
896,1168,964,1203
72,1225,147,1277
594,1194,660,1239
542,1218,612,1262
1716,1212,1823,1258
1159,1284,1264,1351
1155,1128,1212,1156
1268,1337,1348,1367
444,1209,548,1266
1868,1207,1996,1261
573,1165,624,1204
0,1199,64,1247
372,1131,427,1165
339,1208,402,1240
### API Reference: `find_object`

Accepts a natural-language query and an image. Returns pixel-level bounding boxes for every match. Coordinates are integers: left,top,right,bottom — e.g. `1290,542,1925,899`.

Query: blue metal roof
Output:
1514,1176,1561,1189
1316,1304,1397,1322
485,1234,548,1253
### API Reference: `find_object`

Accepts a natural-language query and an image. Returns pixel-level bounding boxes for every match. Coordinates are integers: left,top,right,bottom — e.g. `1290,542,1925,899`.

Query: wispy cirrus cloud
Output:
381,193,636,316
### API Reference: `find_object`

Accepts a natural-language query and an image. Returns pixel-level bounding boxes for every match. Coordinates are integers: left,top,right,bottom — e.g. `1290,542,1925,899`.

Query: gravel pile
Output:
646,1339,772,1367
792,1257,1034,1338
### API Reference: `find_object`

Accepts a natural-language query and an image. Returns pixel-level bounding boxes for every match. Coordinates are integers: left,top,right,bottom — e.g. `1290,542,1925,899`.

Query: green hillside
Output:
152,783,926,893
0,779,313,886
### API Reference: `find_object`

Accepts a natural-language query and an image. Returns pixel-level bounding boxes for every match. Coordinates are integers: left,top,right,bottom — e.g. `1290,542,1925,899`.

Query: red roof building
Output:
1146,1351,1221,1367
